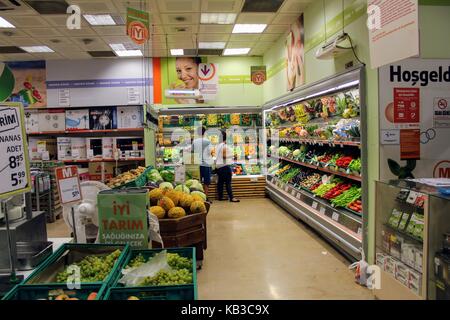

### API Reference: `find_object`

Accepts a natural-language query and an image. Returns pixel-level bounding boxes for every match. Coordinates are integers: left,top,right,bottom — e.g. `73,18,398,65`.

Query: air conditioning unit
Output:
315,33,353,60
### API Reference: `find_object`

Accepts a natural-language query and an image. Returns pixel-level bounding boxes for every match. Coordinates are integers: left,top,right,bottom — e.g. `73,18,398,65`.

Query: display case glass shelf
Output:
374,179,450,300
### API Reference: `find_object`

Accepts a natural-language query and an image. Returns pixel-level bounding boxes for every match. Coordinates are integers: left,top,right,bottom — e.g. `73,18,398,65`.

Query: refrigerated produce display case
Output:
155,107,266,199
374,179,450,300
262,67,367,261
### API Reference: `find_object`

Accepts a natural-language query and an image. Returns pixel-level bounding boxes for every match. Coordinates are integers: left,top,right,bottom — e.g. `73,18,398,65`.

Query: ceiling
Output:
0,0,311,60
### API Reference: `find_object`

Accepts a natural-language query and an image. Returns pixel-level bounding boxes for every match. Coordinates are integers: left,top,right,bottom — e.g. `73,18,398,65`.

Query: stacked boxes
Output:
65,109,89,130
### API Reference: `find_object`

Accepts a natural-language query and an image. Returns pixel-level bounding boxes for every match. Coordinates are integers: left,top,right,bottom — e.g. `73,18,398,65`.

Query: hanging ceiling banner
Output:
251,66,267,85
126,7,150,45
368,0,419,69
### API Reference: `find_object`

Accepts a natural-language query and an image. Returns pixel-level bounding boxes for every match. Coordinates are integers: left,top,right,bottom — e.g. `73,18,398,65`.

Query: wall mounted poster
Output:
379,58,450,179
286,14,305,91
5,61,47,108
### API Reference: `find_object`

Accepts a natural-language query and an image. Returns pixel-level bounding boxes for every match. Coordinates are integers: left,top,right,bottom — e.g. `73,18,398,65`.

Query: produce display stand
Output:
104,247,197,300
263,67,368,261
2,243,130,300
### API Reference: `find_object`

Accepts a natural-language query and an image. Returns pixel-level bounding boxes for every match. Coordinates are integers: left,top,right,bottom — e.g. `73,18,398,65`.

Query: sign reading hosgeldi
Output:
126,7,150,45
98,188,149,249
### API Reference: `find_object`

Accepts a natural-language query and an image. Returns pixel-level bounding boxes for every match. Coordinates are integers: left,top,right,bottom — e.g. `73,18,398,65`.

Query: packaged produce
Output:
398,212,411,230
388,209,403,229
396,189,410,201
406,213,424,240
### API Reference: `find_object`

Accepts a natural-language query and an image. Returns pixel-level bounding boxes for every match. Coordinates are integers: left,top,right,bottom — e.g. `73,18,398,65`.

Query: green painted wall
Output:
159,56,264,107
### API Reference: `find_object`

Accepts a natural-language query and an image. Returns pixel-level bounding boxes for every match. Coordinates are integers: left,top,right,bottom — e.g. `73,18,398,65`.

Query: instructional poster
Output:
379,58,450,178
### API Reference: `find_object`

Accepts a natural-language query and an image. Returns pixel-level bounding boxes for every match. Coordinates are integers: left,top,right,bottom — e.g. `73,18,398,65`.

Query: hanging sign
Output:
126,7,150,45
198,63,219,101
55,166,82,205
0,103,31,199
251,66,267,85
368,0,419,69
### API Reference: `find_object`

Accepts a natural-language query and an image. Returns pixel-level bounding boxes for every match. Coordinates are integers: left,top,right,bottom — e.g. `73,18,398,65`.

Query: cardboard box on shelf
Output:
65,109,90,130
394,261,409,286
38,109,65,132
57,137,72,160
117,106,143,129
408,269,422,295
376,252,387,268
102,137,114,159
384,256,396,275
86,138,103,159
71,137,87,160
89,107,117,130
24,109,39,133
29,138,57,160
401,243,416,268
89,162,115,181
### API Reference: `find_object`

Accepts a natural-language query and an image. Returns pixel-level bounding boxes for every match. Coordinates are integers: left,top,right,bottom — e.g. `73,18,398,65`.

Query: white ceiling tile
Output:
39,37,78,47
158,0,201,12
7,16,51,28
272,13,301,25
259,33,282,42
236,13,275,24
197,33,230,42
161,13,200,25
93,26,127,36
265,25,289,34
43,14,90,27
226,41,255,49
0,5,37,16
0,53,37,61
150,42,168,50
72,37,110,51
31,53,64,60
279,0,310,13
113,0,158,13
168,41,195,49
229,34,261,42
253,41,274,50
8,37,43,46
164,25,199,34
60,27,98,37
60,51,93,59
0,30,30,38
52,44,85,54
67,0,119,14
198,24,233,33
22,28,64,38
151,35,169,42
150,25,165,34
167,34,195,43
101,35,134,44
151,49,169,57
201,0,244,12
249,48,267,56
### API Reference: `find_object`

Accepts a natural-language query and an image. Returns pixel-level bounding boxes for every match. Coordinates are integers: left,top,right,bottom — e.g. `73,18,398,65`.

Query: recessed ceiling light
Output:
0,17,15,28
199,42,226,49
20,46,54,53
232,24,267,33
109,43,142,57
201,13,237,25
170,49,184,56
83,14,117,26
223,48,250,56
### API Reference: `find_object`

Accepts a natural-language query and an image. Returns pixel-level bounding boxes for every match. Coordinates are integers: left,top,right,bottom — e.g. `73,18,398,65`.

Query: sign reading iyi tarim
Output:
126,7,150,45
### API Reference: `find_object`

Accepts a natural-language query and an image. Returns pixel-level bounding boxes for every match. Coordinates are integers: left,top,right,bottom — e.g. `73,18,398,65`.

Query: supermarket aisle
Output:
197,198,374,300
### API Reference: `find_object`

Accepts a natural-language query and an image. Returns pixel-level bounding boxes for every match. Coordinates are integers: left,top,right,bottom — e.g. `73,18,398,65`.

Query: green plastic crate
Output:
113,166,153,189
22,243,130,291
2,284,102,301
106,247,197,300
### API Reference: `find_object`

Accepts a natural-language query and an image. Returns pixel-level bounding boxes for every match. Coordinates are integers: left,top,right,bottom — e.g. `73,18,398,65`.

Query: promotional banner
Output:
286,14,305,91
198,63,218,101
4,61,47,108
126,7,150,45
251,66,267,85
368,0,419,69
379,58,450,179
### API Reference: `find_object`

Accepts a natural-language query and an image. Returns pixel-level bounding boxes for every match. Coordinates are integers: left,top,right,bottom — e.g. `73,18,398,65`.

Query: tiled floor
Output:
46,198,374,299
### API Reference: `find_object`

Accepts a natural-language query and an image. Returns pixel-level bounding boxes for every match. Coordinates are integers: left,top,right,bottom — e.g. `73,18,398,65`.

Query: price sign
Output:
55,166,82,205
312,201,318,209
357,227,363,236
0,103,31,199
284,185,290,192
319,207,326,215
175,165,186,183
332,212,340,222
291,189,297,197
296,193,301,200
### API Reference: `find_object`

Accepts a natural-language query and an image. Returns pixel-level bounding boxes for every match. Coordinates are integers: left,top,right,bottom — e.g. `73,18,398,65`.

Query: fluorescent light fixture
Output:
223,48,250,56
0,17,15,28
199,42,226,49
109,43,142,57
83,14,116,26
20,46,54,53
201,13,237,24
170,49,184,56
232,24,267,34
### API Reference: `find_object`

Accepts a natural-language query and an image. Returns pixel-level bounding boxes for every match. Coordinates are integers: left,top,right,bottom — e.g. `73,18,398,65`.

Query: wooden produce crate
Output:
208,175,266,200
152,212,207,266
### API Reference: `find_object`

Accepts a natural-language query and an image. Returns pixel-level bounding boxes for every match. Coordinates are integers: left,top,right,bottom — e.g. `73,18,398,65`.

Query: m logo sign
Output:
126,7,150,45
